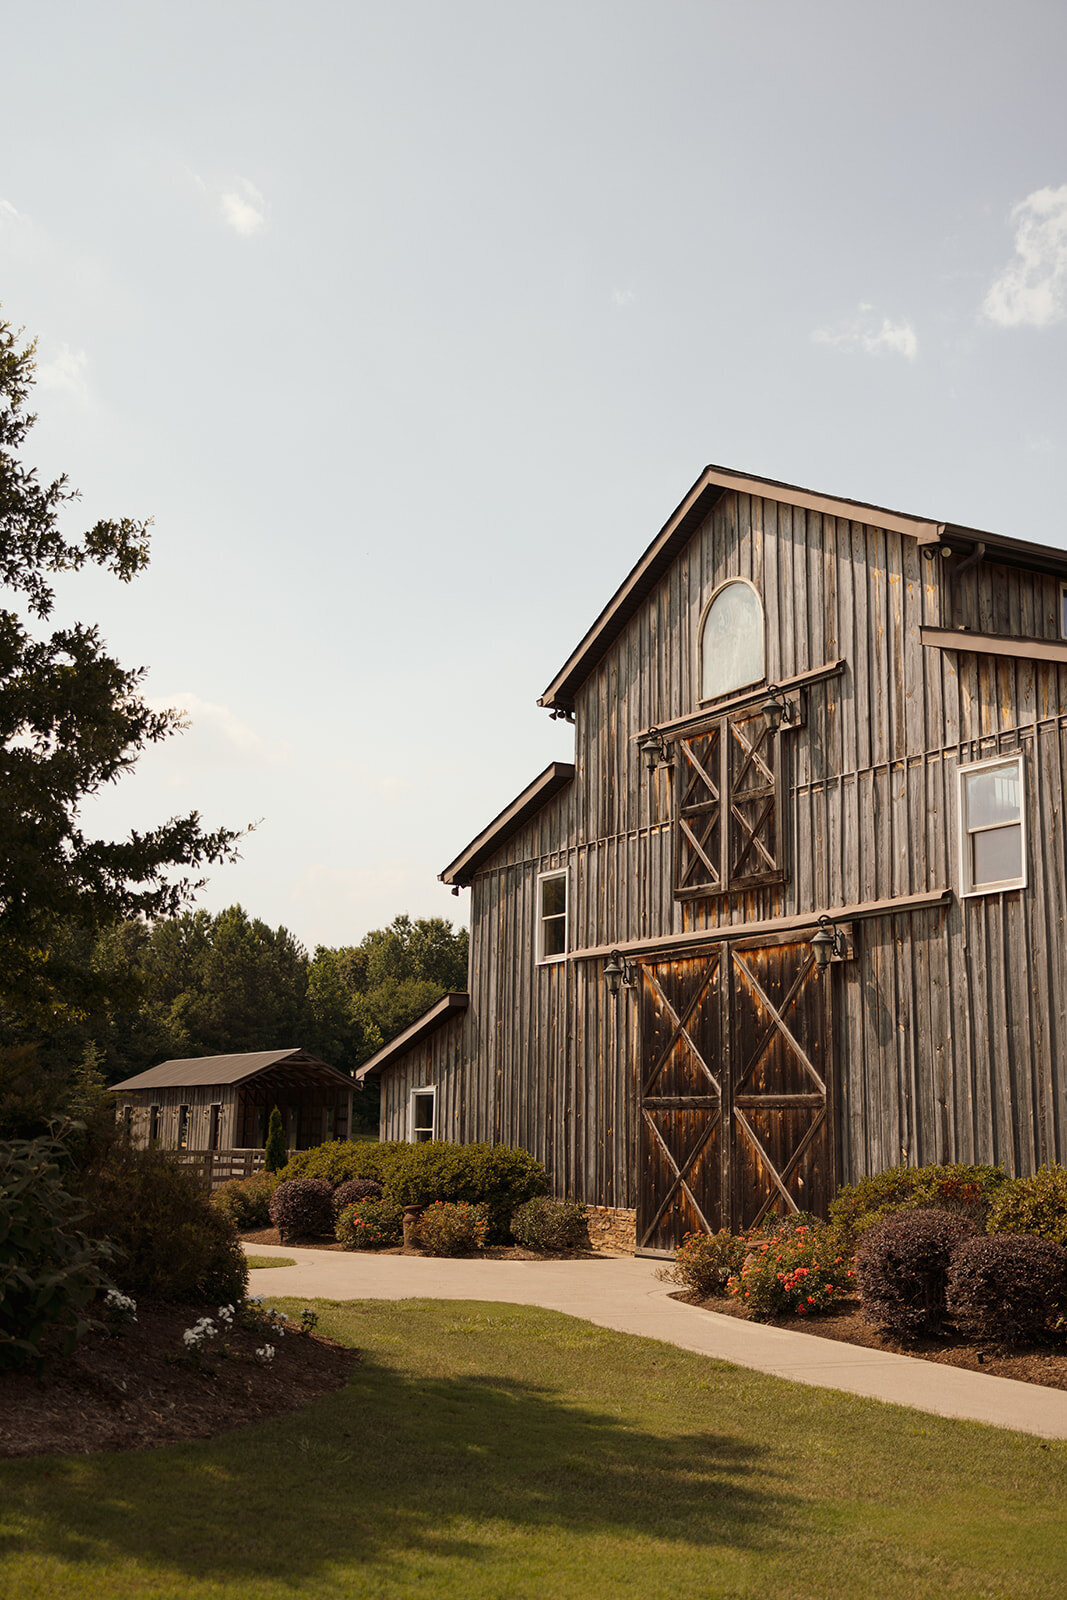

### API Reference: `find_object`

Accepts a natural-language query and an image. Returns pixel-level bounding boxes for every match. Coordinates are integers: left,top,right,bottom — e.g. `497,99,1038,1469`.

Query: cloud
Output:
811,304,918,361
983,185,1067,328
611,288,636,308
219,179,267,237
0,197,25,224
147,693,291,766
36,344,91,404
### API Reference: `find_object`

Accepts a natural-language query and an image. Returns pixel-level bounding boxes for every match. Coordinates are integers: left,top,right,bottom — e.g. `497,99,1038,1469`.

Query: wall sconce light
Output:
811,915,845,975
604,950,636,996
638,728,670,773
761,686,796,734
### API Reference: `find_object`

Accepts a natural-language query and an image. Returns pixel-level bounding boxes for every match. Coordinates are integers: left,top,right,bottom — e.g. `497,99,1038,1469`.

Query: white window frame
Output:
697,576,766,706
409,1086,436,1143
957,753,1027,897
536,868,568,964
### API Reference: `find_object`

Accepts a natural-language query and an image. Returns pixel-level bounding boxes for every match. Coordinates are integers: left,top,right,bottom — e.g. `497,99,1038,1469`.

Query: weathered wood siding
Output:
121,1080,353,1153
395,491,1067,1207
377,1013,470,1144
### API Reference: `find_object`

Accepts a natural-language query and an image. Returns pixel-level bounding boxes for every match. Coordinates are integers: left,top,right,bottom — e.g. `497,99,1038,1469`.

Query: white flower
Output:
256,1344,275,1362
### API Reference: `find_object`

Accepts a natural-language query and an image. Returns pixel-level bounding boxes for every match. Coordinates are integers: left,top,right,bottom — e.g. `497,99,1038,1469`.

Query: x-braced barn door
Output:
636,935,834,1254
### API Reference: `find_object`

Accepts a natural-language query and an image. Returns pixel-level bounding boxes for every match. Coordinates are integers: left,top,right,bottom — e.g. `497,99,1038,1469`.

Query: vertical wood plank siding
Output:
387,494,1067,1206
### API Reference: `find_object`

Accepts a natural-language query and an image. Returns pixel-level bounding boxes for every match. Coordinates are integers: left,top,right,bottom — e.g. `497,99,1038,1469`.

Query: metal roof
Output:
110,1048,353,1093
356,993,469,1080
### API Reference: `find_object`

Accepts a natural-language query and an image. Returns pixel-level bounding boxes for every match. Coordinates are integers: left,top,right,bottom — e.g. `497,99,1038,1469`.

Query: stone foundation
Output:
584,1205,637,1254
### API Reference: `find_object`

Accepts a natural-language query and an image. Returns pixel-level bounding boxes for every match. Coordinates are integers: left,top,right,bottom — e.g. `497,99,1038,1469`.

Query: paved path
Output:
246,1244,1067,1440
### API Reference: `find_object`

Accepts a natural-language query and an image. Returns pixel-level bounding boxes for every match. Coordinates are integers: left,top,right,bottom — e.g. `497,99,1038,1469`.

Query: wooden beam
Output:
920,626,1067,666
570,888,951,962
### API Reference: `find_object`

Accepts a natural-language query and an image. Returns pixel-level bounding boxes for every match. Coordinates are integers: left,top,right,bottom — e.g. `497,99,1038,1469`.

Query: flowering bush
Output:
727,1225,853,1320
335,1197,404,1250
103,1288,137,1332
669,1230,748,1297
415,1201,490,1257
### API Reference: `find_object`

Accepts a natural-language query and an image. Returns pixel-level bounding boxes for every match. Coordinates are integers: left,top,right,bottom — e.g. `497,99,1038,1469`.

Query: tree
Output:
264,1106,287,1173
0,317,242,1022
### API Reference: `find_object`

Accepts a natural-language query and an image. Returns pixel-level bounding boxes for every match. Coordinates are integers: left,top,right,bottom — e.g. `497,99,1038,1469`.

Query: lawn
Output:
2,1299,1064,1600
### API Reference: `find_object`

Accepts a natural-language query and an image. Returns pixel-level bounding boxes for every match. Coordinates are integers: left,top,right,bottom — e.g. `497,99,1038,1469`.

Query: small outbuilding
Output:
110,1048,355,1160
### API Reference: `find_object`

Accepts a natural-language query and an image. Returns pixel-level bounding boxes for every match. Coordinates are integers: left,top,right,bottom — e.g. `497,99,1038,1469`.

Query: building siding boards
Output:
379,482,1067,1226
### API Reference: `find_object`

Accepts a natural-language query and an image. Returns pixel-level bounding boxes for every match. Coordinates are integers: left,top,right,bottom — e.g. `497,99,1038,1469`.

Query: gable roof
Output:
355,992,469,1080
110,1048,352,1093
439,761,575,887
536,461,1067,715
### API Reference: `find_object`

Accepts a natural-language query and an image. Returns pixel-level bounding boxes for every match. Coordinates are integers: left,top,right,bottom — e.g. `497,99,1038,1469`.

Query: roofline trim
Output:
537,463,945,713
439,761,575,886
356,992,469,1080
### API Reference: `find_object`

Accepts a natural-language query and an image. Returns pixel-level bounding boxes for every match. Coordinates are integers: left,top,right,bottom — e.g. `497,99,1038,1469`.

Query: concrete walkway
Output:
245,1243,1067,1440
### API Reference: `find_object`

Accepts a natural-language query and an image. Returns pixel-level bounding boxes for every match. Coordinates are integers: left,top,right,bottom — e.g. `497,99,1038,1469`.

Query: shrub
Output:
79,1141,247,1304
264,1107,288,1174
333,1177,383,1216
986,1164,1067,1246
211,1172,279,1231
415,1201,490,1256
280,1139,406,1187
829,1163,1006,1249
947,1233,1067,1346
383,1141,549,1241
269,1178,335,1242
727,1224,852,1320
855,1207,976,1339
667,1230,747,1297
0,1133,114,1372
336,1197,404,1250
510,1197,590,1252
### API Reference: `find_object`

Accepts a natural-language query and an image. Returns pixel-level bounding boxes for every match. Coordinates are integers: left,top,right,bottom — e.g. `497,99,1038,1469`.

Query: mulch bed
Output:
241,1227,609,1261
0,1301,359,1460
672,1289,1067,1391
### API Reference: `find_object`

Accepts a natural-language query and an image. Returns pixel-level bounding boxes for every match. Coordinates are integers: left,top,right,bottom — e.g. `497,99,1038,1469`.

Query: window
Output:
149,1104,161,1143
410,1087,436,1143
121,1104,133,1139
537,870,567,962
958,755,1026,896
209,1104,222,1152
672,705,784,898
177,1104,190,1150
699,580,765,703
1060,584,1067,639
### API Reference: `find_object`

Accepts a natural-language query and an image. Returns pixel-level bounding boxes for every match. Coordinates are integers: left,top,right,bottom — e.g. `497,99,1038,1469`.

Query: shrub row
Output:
828,1163,1008,1248
855,1206,1067,1343
274,1139,550,1243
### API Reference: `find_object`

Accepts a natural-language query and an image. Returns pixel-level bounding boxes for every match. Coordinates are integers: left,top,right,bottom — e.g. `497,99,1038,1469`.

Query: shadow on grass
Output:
0,1354,794,1584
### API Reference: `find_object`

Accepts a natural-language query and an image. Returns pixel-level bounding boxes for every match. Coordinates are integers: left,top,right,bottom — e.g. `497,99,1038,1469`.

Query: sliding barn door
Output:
637,935,834,1253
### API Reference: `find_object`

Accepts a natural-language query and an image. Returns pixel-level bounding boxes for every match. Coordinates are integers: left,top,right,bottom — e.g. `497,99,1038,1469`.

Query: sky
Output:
3,0,1067,953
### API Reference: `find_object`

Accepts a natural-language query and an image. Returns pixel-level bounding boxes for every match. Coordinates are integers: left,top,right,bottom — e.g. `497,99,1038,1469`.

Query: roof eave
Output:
538,463,944,714
356,992,469,1080
439,762,575,887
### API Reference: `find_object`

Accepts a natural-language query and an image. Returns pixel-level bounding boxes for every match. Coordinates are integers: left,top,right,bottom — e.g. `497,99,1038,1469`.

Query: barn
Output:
111,1048,355,1175
358,463,1067,1255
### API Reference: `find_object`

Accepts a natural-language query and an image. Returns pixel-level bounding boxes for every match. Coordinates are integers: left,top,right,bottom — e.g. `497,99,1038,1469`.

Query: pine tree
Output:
264,1106,287,1173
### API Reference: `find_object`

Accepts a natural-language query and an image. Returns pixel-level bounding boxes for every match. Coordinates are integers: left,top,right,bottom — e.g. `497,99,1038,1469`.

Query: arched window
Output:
699,580,764,703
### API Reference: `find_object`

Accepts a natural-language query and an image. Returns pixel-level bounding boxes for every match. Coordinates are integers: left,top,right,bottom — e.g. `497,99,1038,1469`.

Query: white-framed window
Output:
958,754,1026,896
410,1086,436,1143
698,578,765,704
537,869,568,963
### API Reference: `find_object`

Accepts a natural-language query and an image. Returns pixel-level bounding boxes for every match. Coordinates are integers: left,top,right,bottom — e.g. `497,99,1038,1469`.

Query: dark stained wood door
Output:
637,934,834,1253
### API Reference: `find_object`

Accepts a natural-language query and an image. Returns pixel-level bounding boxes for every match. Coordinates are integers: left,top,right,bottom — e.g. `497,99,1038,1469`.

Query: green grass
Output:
244,1256,295,1269
1,1299,1065,1600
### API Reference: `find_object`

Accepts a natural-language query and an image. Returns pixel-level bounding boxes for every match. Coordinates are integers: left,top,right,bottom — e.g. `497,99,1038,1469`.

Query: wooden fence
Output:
174,1148,266,1191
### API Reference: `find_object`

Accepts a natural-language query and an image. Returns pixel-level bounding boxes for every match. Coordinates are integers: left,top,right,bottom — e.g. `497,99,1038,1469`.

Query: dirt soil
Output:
673,1289,1067,1391
0,1301,359,1460
241,1227,610,1260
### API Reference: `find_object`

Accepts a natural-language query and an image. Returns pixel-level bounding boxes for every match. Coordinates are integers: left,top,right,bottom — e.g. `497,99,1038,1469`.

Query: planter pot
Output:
402,1205,424,1250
